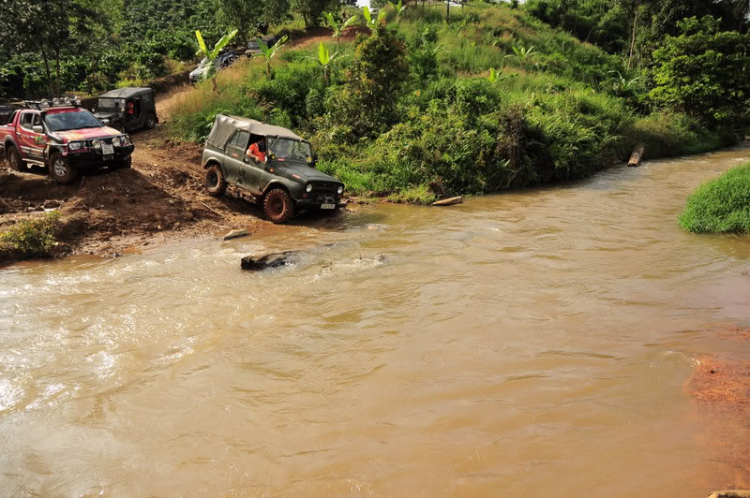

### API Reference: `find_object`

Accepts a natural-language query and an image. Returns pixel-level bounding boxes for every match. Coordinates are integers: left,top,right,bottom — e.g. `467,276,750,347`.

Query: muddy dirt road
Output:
0,86,333,263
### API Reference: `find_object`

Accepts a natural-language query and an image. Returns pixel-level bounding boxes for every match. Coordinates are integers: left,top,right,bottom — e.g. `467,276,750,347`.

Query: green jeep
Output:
202,114,345,223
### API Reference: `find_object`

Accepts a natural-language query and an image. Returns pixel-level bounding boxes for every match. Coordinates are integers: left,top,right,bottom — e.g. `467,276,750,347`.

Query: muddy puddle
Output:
1,145,750,496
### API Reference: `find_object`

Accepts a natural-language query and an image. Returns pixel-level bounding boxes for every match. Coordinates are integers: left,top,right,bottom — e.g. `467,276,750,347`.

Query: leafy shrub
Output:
333,26,410,138
679,163,750,234
1,212,61,256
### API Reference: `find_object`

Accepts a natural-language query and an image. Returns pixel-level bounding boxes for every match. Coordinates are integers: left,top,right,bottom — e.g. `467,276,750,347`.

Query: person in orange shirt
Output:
247,138,266,162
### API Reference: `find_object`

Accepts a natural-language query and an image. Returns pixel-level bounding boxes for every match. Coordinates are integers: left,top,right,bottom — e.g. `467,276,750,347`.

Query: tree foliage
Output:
649,16,750,129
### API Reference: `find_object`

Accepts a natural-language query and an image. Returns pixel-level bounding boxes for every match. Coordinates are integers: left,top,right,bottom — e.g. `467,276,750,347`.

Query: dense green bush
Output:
1,212,61,257
679,163,750,234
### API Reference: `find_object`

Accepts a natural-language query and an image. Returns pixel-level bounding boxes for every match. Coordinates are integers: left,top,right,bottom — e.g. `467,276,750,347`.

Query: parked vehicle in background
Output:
245,36,278,57
189,52,236,84
0,104,21,125
0,98,134,184
92,87,158,133
202,114,345,223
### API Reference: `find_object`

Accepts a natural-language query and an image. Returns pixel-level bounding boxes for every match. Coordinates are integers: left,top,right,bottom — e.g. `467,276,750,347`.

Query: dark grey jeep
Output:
92,87,158,133
202,114,345,223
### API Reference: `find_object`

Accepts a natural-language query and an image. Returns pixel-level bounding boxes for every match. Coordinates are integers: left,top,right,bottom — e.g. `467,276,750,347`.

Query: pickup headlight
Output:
120,135,130,146
68,142,83,151
337,186,344,195
306,184,313,193
112,136,121,147
91,139,102,150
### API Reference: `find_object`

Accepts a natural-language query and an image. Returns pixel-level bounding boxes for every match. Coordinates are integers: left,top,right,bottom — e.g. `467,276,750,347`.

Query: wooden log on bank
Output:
628,145,645,167
432,195,464,206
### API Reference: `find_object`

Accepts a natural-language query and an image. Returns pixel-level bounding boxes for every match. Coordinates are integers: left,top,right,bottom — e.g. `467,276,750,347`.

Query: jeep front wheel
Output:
205,164,227,197
49,153,79,184
6,146,24,172
263,188,295,224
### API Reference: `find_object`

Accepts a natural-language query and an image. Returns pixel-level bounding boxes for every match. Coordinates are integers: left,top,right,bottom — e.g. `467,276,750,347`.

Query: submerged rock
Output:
241,251,301,271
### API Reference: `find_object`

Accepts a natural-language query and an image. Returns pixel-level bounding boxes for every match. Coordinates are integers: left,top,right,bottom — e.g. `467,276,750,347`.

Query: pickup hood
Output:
274,161,342,184
190,67,206,78
53,127,121,143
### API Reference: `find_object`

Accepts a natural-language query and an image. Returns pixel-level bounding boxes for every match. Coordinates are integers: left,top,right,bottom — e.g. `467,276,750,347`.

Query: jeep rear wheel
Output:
205,164,227,197
263,188,295,224
49,153,79,184
113,122,125,133
145,113,157,129
6,146,24,172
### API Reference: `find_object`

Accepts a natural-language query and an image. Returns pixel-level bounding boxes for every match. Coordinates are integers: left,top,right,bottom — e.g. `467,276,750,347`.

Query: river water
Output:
2,146,750,497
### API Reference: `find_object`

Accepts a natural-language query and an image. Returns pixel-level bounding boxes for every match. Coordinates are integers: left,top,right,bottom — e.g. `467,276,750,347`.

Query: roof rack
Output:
24,96,82,110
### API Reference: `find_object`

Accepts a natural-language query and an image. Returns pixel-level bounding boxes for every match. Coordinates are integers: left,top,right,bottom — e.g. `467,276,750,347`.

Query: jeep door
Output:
223,130,250,187
239,136,266,193
17,111,45,162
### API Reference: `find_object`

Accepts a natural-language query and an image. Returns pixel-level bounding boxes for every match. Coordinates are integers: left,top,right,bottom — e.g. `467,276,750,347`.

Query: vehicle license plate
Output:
321,203,335,210
103,144,114,155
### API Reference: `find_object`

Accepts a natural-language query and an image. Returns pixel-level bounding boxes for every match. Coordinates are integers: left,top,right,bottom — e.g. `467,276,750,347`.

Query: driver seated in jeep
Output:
247,138,266,162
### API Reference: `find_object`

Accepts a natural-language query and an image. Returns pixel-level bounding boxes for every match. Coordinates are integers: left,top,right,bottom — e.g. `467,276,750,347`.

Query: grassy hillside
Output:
170,3,739,203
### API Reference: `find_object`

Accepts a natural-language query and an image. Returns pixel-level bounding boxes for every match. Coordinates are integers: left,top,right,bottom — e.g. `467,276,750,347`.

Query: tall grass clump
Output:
679,163,750,234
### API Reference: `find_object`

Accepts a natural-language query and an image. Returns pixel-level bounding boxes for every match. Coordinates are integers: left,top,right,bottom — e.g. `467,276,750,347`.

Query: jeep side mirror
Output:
32,125,43,134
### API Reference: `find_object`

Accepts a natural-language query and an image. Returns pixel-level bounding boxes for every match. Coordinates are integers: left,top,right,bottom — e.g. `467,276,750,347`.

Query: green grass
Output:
679,163,750,234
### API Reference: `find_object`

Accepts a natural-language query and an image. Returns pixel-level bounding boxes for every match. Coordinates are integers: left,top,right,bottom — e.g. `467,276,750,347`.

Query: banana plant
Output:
388,0,407,21
487,67,519,84
255,35,289,79
195,29,239,85
362,6,386,31
309,42,346,86
506,44,535,68
324,12,359,41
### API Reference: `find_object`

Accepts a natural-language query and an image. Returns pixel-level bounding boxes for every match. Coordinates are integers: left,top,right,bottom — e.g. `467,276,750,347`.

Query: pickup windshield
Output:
269,138,312,162
44,110,103,132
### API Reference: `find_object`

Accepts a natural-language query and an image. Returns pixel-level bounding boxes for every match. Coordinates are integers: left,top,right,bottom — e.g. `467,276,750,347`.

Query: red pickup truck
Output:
0,101,135,184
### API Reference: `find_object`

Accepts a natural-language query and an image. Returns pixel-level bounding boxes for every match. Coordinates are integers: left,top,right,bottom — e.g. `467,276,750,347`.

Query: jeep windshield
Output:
44,110,103,132
269,138,312,162
97,98,123,109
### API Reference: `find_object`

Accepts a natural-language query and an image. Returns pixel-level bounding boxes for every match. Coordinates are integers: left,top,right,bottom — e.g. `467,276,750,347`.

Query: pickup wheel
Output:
49,153,79,184
6,146,23,172
145,113,157,129
205,164,227,197
263,188,295,224
117,156,132,169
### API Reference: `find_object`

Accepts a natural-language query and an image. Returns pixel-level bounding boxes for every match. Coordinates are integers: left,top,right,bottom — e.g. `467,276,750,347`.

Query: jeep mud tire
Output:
113,122,125,134
6,146,24,172
263,188,295,224
145,113,157,129
205,164,227,197
49,153,79,184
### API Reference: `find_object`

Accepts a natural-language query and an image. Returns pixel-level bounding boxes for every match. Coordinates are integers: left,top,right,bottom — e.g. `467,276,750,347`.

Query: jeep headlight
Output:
68,142,83,151
91,139,102,150
306,184,313,193
337,186,344,195
112,136,121,147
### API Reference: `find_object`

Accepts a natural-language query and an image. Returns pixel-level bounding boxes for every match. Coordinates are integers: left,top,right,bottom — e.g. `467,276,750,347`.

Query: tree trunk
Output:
446,0,449,20
40,47,54,97
54,47,62,97
627,0,640,70
628,145,645,167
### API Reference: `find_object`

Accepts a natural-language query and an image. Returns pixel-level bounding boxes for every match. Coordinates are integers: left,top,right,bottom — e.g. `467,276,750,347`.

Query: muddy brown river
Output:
2,146,750,497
